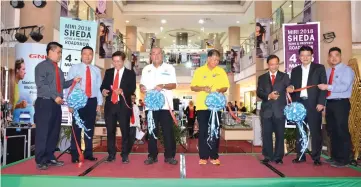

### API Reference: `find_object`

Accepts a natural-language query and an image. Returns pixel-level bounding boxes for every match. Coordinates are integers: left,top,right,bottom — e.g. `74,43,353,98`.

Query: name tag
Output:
161,72,170,76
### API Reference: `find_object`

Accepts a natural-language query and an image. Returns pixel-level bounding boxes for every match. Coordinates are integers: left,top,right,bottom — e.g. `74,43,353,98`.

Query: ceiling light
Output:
125,20,129,23
237,21,240,24
33,0,46,8
15,29,28,43
160,27,163,32
30,27,43,42
10,0,25,8
172,40,175,43
161,19,167,24
289,4,292,7
163,37,166,39
189,40,191,42
199,19,204,24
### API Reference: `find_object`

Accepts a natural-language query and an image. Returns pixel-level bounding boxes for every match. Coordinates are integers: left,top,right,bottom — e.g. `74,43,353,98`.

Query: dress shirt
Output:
67,62,103,105
130,104,140,128
112,67,125,101
300,63,310,97
269,71,277,80
327,62,355,99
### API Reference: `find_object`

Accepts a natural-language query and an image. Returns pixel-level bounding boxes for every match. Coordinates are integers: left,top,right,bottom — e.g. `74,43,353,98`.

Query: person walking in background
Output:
190,49,230,165
184,100,196,138
318,47,355,168
129,93,143,151
67,46,103,163
34,42,81,170
257,55,290,164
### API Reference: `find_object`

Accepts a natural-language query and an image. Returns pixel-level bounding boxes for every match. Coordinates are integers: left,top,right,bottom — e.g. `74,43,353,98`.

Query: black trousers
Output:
326,99,351,164
187,117,195,136
34,98,62,164
104,102,131,158
146,110,176,159
197,110,221,160
71,98,97,159
261,115,285,161
128,127,137,153
296,99,322,161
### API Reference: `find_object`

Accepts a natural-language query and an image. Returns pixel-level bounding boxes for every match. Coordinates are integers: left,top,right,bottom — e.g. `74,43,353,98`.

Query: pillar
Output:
315,1,352,66
126,26,137,52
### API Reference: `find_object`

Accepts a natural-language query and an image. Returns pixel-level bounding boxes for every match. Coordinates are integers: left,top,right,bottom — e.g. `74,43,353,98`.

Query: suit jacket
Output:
290,63,327,108
100,68,136,113
257,71,290,118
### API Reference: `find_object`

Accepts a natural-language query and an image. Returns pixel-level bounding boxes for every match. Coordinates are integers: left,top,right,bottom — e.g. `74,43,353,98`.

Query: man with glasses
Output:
287,45,327,166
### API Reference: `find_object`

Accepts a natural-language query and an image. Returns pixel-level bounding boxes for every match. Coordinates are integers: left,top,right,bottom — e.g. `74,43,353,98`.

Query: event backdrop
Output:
13,43,47,124
283,22,320,74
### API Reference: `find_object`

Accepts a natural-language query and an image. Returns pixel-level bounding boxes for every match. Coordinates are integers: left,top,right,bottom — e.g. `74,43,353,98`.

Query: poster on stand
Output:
13,43,47,124
98,18,114,58
255,18,271,58
190,53,200,68
283,22,320,74
59,17,98,78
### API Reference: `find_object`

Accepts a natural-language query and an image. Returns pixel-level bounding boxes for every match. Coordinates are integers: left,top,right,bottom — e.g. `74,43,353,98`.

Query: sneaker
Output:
164,158,178,165
210,159,221,165
144,157,158,165
199,159,207,165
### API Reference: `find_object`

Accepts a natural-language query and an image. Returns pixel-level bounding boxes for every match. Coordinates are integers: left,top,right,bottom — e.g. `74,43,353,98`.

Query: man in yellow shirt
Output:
190,49,230,165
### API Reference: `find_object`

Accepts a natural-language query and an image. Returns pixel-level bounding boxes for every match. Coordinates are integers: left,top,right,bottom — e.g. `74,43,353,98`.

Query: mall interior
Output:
1,0,361,161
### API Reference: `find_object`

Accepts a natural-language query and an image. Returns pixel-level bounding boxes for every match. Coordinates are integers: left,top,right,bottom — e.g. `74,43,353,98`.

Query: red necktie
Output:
130,107,135,124
85,66,92,97
271,75,276,86
52,62,61,93
111,70,119,104
327,68,335,97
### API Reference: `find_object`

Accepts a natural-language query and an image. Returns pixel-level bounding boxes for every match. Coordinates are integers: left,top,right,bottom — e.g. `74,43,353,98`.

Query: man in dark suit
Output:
287,45,327,166
100,51,136,164
257,55,290,164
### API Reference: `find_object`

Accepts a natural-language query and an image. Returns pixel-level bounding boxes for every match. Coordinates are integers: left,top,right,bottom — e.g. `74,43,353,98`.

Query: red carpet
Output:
267,155,361,177
1,153,107,176
186,154,279,178
93,138,262,154
87,154,180,178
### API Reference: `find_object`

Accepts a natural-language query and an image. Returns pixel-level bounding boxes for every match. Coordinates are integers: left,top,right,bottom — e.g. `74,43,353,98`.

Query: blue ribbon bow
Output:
67,88,90,139
144,90,165,139
205,92,226,148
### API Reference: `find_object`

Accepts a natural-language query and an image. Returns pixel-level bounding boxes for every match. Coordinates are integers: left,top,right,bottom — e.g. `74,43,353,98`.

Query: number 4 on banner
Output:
65,54,72,62
289,54,297,63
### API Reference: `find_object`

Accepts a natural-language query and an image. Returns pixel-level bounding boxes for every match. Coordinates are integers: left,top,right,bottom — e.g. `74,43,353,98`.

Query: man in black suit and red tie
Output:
287,45,327,166
257,55,290,164
100,51,136,164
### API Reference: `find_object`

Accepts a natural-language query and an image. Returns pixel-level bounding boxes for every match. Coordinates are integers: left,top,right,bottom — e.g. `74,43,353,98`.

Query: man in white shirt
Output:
140,47,178,165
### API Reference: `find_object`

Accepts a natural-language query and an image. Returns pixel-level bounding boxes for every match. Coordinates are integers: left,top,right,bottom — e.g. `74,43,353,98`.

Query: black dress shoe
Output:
292,158,306,163
324,158,335,164
331,162,348,168
72,159,79,163
47,160,64,166
274,159,283,164
314,160,322,166
85,157,98,161
106,156,116,162
144,157,158,165
36,163,48,170
164,158,178,165
122,157,130,164
261,159,270,164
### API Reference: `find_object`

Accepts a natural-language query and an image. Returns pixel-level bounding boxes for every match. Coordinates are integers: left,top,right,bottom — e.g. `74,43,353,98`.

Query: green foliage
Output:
158,124,187,146
284,128,297,149
58,126,72,146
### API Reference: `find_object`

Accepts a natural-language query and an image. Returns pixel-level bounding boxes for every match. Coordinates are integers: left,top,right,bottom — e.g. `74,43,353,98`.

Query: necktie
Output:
271,75,276,86
327,68,335,97
111,70,119,104
52,62,61,93
130,106,135,124
85,66,92,97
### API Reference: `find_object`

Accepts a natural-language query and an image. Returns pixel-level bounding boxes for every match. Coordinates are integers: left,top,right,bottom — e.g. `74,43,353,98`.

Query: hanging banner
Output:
283,22,320,74
60,0,68,17
231,46,241,73
96,0,106,15
59,17,98,78
255,18,271,58
98,18,114,58
13,43,47,124
303,0,312,23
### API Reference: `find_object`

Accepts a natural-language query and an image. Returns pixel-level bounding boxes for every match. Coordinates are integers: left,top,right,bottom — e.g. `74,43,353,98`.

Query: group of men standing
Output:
34,41,229,170
257,45,354,168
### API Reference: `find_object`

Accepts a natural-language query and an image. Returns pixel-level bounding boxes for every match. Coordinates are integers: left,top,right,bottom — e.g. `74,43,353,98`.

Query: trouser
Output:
34,98,61,164
71,98,97,159
105,102,131,158
296,99,322,161
326,99,351,165
129,127,136,152
197,110,221,160
187,117,195,136
146,110,176,159
261,115,285,161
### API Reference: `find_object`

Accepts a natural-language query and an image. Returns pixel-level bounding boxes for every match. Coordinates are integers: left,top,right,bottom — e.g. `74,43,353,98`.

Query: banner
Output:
303,0,312,23
98,18,114,58
190,53,200,68
59,17,98,78
231,46,241,73
60,0,68,17
13,43,47,124
255,18,271,58
96,0,106,15
283,22,320,73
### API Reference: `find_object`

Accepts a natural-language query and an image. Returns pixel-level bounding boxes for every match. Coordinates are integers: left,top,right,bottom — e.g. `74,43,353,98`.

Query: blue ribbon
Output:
67,88,90,139
205,92,226,148
284,102,309,159
144,90,165,139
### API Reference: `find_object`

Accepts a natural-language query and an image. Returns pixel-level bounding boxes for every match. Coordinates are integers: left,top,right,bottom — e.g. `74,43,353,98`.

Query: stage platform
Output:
2,153,361,187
